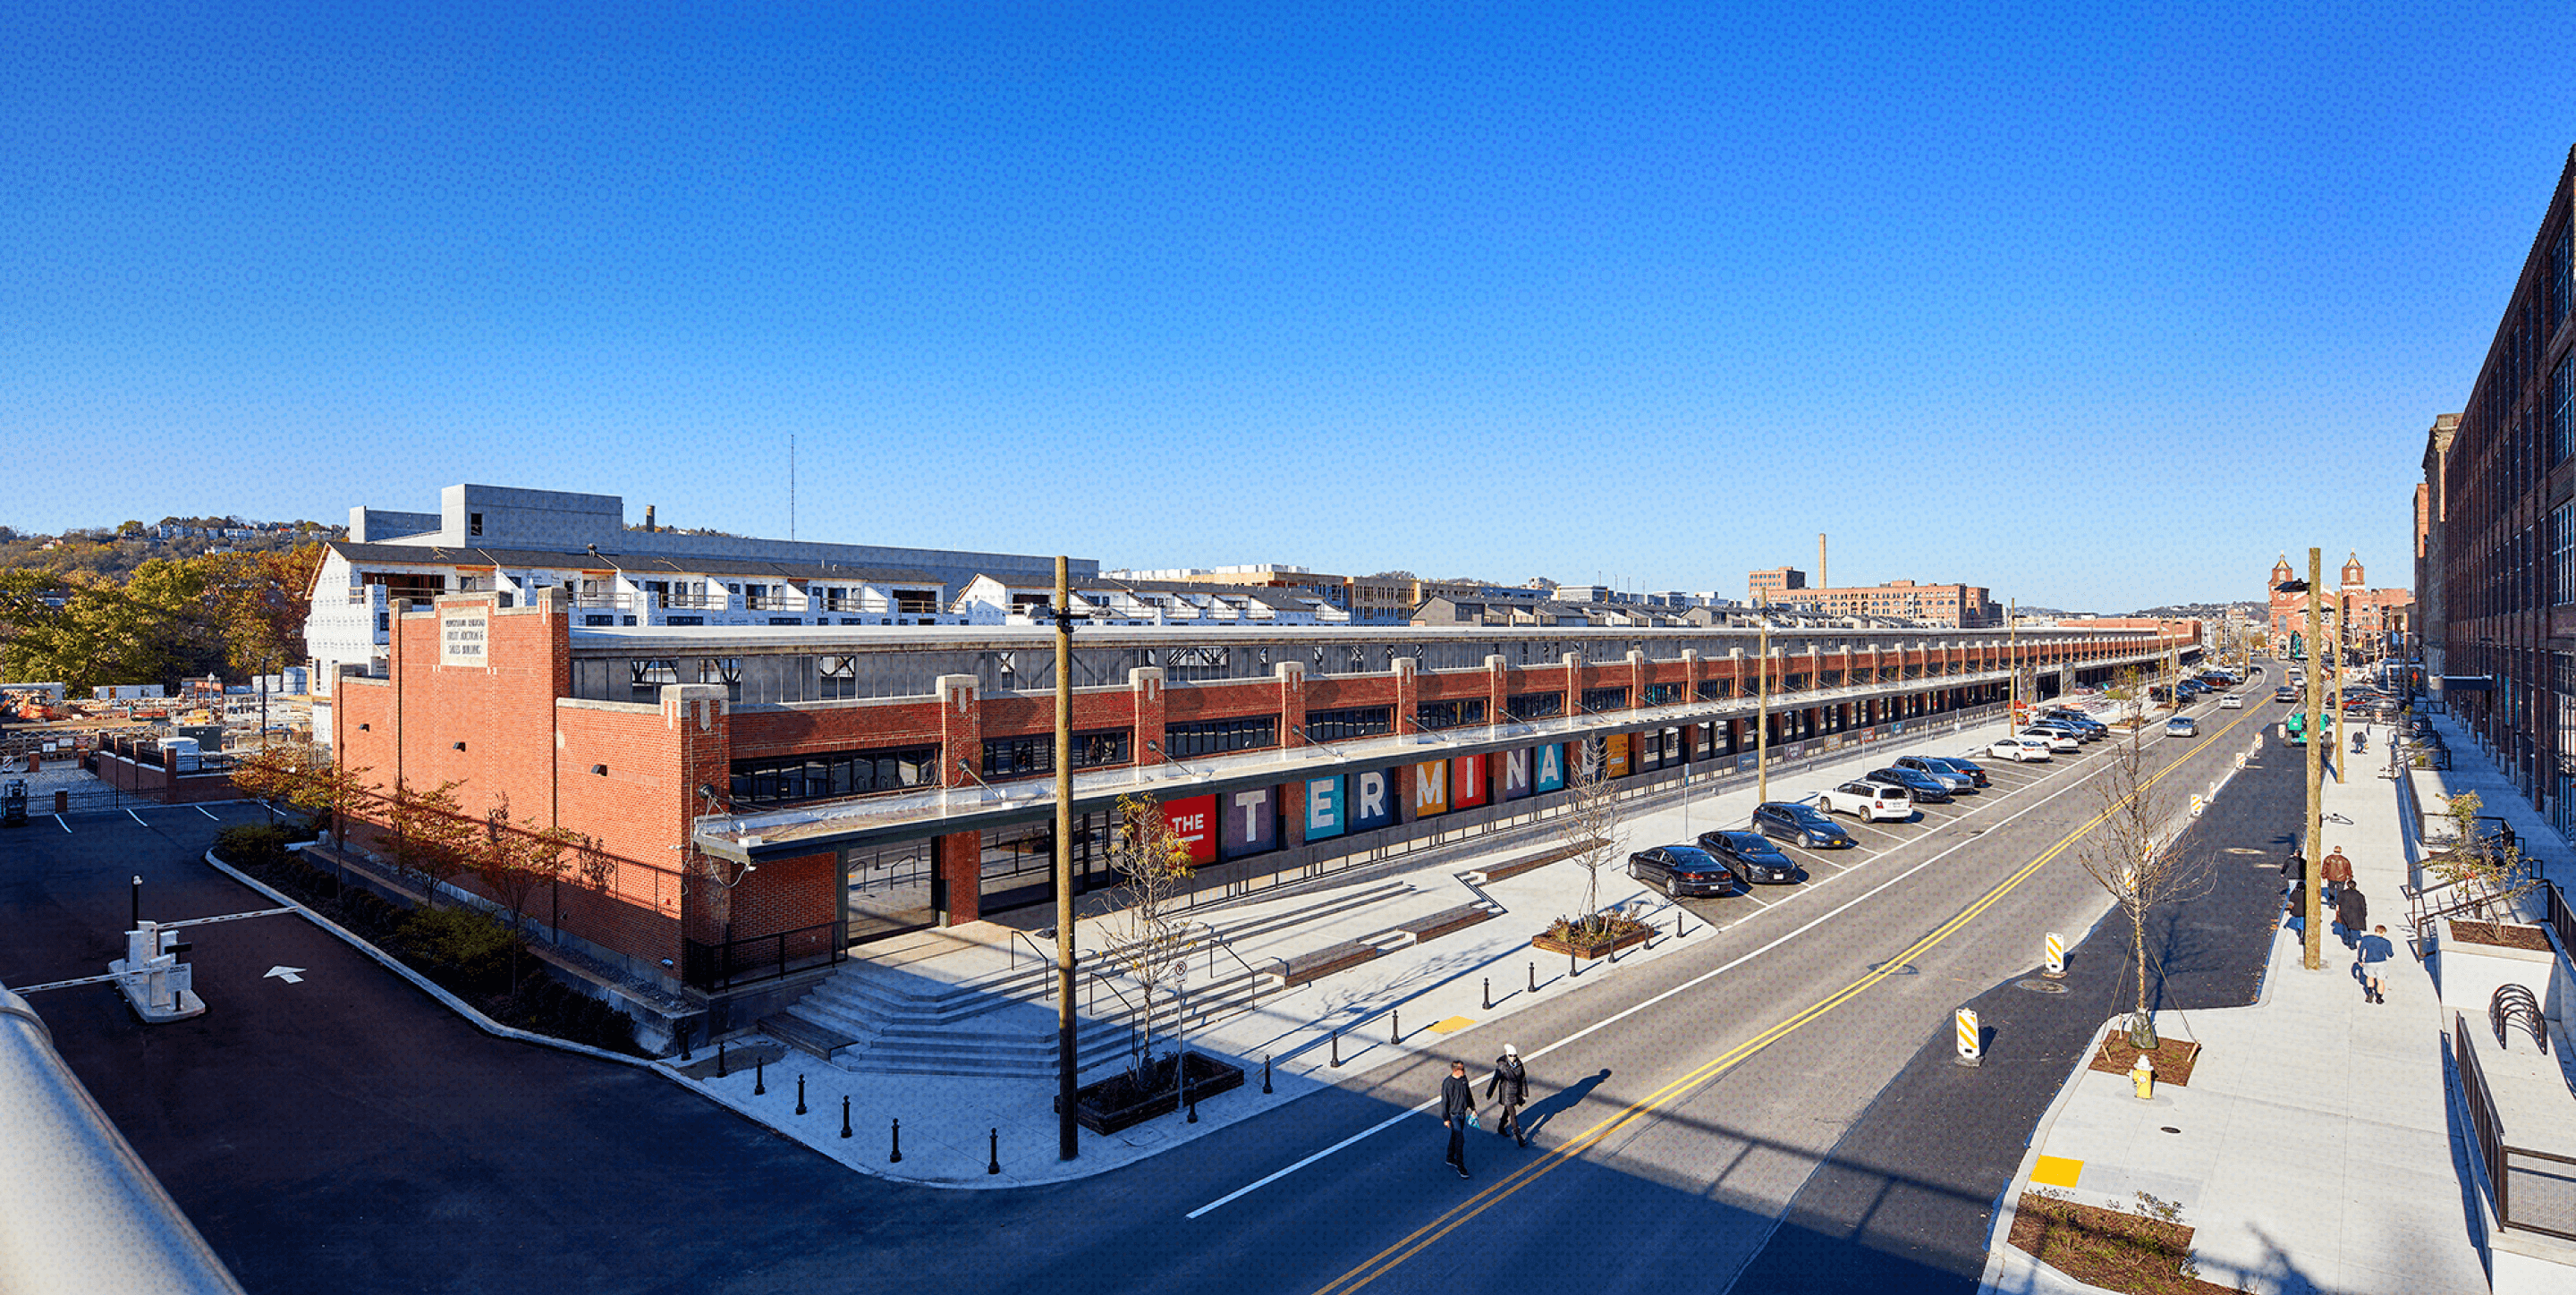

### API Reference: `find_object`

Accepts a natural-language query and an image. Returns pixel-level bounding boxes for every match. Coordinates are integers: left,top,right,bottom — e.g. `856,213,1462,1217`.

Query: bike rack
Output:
2491,983,2549,1054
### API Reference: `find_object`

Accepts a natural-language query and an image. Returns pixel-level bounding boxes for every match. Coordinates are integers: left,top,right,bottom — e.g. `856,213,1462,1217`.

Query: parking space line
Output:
195,805,219,820
54,814,71,834
126,808,148,826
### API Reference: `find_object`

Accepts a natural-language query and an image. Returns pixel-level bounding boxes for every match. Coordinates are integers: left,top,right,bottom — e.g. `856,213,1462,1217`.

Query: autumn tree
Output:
1104,792,1197,1088
384,778,477,908
1556,738,1626,939
477,792,576,990
2429,791,2542,922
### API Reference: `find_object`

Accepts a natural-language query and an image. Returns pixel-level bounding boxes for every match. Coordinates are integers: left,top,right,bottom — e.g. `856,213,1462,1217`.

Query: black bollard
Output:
1483,977,1491,1010
987,1128,1001,1175
753,1059,765,1096
717,1041,728,1079
1676,907,1685,939
1331,1028,1342,1068
890,1118,902,1163
678,1020,693,1062
1262,1053,1273,1095
840,1096,852,1139
1391,1010,1400,1045
795,1074,807,1116
1571,948,1578,979
131,875,140,930
1530,961,1537,995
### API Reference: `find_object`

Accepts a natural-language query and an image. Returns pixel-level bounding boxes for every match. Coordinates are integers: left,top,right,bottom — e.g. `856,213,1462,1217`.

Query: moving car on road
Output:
1817,779,1913,821
1627,845,1738,897
1750,801,1857,850
2166,715,2199,737
2219,694,2243,708
1988,736,2054,762
1695,830,1802,884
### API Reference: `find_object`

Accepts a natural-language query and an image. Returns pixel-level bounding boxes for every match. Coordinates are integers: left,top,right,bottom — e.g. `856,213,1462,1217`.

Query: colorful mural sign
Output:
1163,793,1218,865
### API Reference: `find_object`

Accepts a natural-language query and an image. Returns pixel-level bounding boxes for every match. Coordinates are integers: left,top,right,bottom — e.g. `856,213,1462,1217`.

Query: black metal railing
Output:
2547,882,2576,968
2454,1011,2576,1242
681,921,845,990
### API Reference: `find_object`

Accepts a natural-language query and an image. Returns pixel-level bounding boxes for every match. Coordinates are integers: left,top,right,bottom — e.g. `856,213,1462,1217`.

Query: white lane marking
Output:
126,808,148,825
263,965,307,984
195,805,219,820
54,815,71,834
1186,740,2140,1219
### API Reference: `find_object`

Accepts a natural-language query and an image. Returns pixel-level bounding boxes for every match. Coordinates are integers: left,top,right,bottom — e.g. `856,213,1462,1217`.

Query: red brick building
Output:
2265,553,2411,659
326,588,2190,1027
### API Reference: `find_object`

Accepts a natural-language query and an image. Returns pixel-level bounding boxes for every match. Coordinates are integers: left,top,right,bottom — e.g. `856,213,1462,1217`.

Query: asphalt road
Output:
1,689,2304,1295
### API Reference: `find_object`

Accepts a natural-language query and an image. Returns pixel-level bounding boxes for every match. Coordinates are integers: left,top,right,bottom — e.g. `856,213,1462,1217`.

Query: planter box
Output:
2436,916,2572,1026
1533,925,1653,961
1055,1053,1246,1135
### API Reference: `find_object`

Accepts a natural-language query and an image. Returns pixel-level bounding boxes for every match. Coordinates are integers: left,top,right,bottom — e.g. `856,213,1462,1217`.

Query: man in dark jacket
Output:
2334,881,2367,951
1487,1044,1530,1147
1440,1061,1475,1178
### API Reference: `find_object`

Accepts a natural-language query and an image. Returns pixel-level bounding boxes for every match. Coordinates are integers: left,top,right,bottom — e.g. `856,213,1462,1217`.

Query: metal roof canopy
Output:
687,648,2173,862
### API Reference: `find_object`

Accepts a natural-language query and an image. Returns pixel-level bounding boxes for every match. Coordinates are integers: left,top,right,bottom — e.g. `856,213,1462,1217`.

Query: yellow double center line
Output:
1311,715,2254,1295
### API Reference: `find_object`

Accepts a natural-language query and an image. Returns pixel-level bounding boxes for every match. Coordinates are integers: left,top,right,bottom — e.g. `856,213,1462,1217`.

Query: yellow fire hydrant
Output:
2130,1054,2157,1101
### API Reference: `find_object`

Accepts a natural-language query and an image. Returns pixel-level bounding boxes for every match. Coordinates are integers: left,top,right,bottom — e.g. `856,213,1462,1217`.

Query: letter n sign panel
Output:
1222,785,1278,858
1163,794,1218,865
1303,775,1345,841
1450,754,1487,808
1503,748,1533,800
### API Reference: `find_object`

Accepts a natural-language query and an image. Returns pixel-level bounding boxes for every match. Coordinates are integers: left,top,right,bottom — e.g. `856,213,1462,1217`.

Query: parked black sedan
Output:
1926,755,1990,787
1750,800,1857,849
1694,830,1803,884
1628,844,1740,896
1868,765,1954,804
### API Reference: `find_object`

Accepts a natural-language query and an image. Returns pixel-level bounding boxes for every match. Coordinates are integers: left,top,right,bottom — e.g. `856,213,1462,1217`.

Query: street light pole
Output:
2303,548,2325,972
1053,556,1079,1161
1755,592,1771,804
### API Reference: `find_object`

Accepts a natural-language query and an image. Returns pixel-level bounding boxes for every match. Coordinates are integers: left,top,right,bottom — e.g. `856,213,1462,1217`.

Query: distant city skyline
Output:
11,3,2564,606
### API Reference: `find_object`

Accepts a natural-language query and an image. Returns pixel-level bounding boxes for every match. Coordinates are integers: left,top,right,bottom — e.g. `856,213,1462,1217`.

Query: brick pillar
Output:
1486,654,1510,732
936,673,981,787
936,829,981,926
1393,656,1419,733
1131,667,1166,764
1628,648,1647,708
1563,652,1584,715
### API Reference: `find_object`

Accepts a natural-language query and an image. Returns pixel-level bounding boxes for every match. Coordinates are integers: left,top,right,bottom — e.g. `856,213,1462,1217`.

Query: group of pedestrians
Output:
1439,1044,1531,1180
2282,845,2395,1004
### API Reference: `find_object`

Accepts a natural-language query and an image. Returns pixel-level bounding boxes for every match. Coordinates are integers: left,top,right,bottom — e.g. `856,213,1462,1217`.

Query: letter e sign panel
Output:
1303,776,1345,840
1163,794,1218,865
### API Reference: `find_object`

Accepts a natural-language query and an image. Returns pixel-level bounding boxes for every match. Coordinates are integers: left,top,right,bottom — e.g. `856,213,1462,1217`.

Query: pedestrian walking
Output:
2334,880,2368,951
2357,925,2396,1003
1440,1061,1475,1179
2284,876,2306,933
2320,847,2353,906
1486,1044,1530,1148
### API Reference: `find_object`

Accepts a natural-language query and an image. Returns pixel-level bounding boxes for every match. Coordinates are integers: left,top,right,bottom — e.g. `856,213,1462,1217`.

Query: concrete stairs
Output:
764,878,1418,1079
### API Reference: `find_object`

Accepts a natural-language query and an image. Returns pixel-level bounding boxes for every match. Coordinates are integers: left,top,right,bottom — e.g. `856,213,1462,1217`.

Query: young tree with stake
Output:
1105,792,1196,1089
2072,726,2217,1050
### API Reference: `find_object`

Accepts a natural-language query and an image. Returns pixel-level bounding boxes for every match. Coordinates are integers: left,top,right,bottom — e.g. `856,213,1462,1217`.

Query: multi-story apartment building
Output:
303,484,1089,747
1743,569,1998,627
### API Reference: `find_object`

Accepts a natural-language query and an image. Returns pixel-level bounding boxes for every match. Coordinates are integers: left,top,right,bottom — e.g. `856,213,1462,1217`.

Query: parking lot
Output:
1657,688,2261,927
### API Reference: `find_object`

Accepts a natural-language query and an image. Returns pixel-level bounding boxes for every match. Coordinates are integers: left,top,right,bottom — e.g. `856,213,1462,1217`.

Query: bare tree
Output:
2430,791,2541,922
574,832,617,898
1558,737,1626,939
1103,791,1197,1088
2071,729,2217,1049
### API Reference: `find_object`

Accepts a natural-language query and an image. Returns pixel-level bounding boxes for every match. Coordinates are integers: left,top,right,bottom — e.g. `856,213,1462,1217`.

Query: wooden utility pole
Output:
1053,556,1078,1160
2303,548,2325,971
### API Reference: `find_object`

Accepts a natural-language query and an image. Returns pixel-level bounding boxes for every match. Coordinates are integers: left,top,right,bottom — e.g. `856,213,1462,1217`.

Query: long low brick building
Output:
325,590,2195,1023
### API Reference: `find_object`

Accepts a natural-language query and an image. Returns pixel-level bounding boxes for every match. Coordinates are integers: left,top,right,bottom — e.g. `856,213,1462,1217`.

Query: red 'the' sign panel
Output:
1163,794,1218,865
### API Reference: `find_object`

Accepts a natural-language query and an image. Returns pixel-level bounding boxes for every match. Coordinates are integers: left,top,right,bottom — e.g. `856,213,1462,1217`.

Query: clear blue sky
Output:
6,2,2571,610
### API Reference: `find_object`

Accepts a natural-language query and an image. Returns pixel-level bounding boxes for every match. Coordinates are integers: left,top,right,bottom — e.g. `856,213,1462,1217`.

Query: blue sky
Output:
5,2,2570,610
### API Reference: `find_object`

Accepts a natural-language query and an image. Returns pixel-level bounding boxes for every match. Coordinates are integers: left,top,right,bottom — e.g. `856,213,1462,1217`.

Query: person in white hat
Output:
1486,1044,1530,1147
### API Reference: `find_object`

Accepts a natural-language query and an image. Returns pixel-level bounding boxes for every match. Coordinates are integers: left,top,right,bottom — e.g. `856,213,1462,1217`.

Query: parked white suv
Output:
1988,736,2054,763
2021,725,2082,752
1816,779,1912,822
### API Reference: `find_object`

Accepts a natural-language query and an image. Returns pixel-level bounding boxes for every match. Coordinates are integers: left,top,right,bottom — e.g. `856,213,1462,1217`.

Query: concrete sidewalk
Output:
1980,707,2491,1295
684,707,2060,1187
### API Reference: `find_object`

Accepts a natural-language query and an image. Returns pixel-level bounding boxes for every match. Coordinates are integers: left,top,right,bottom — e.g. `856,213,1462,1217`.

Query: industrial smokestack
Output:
1818,533,1827,591
644,505,657,532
